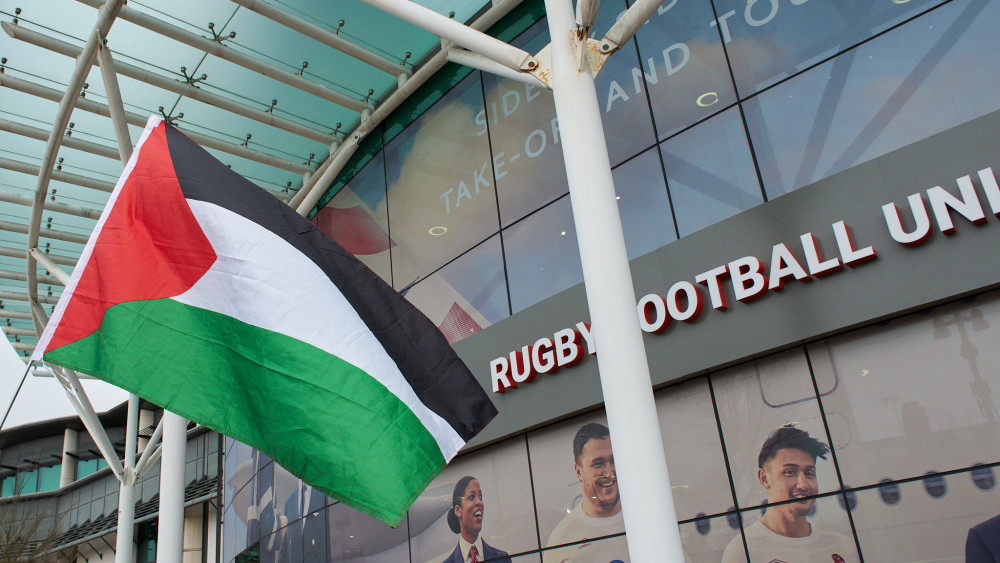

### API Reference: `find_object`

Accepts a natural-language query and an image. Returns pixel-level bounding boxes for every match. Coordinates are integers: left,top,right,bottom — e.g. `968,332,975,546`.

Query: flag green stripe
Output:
45,298,446,524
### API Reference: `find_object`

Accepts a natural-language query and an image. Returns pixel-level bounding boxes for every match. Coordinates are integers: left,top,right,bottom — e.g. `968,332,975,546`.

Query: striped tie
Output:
469,545,480,563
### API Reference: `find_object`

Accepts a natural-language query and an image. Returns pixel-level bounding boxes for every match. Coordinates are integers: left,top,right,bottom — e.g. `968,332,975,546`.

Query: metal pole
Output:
134,417,164,477
50,365,126,478
115,394,139,563
360,0,536,72
95,41,140,563
156,411,187,563
542,0,684,560
230,0,407,77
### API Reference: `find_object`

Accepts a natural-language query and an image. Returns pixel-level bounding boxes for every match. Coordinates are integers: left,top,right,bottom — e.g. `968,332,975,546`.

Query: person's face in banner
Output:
576,437,620,517
758,447,818,516
455,479,485,543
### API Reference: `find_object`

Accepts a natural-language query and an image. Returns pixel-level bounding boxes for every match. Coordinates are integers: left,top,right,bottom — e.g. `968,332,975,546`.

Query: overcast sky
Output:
0,330,127,431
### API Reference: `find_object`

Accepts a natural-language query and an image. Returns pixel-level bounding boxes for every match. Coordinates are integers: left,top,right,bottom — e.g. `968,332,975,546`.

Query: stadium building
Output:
1,0,999,561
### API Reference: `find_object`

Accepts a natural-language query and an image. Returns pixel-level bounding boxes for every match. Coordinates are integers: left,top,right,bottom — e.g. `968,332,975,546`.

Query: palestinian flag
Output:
31,115,497,526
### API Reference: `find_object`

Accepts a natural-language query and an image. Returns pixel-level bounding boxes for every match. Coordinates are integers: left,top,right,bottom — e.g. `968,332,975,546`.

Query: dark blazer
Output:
442,539,512,563
966,514,1000,562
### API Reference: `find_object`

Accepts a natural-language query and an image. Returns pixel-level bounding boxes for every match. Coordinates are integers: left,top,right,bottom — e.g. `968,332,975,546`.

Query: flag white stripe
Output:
174,200,465,461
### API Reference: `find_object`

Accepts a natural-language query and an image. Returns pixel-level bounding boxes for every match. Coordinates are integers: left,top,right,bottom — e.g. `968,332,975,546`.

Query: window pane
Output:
721,496,860,563
660,107,763,237
37,464,60,492
409,438,538,562
255,460,278,552
529,414,629,563
808,291,1000,486
403,235,509,345
543,534,629,563
17,469,38,494
592,0,658,163
503,198,581,313
655,377,733,519
327,502,407,562
714,0,948,95
484,3,657,228
852,470,1000,562
313,152,391,284
613,148,676,258
76,458,97,481
744,0,1000,198
225,439,257,510
264,462,330,563
225,485,253,562
385,74,500,290
680,512,741,563
634,0,738,139
711,349,838,509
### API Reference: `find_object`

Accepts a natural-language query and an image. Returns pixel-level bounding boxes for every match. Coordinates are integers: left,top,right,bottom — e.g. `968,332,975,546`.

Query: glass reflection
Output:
680,513,740,563
809,291,1000,485
409,438,537,563
722,495,859,563
327,502,408,562
631,0,738,139
713,0,948,95
503,198,581,313
384,73,500,291
744,0,1000,197
852,471,1000,563
711,349,839,509
313,152,391,283
482,19,568,227
613,148,676,258
654,377,733,519
483,2,656,228
403,235,508,344
528,414,628,563
659,107,763,237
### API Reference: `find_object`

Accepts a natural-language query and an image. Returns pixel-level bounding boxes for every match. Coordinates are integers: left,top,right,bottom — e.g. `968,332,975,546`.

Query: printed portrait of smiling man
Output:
544,422,630,563
721,425,860,563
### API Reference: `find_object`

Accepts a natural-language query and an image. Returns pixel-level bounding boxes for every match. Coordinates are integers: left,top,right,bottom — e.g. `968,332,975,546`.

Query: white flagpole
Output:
542,0,684,560
156,411,188,563
94,35,143,563
115,394,139,563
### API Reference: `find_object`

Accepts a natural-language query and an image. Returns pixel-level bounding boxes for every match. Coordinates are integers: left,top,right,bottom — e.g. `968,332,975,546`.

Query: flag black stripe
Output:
162,124,496,441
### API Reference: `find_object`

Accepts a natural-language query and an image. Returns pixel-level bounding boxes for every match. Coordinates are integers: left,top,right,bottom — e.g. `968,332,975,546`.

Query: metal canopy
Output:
0,0,508,358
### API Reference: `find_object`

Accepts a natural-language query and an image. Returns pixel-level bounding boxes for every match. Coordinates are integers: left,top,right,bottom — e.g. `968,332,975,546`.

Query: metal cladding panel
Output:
457,108,1000,447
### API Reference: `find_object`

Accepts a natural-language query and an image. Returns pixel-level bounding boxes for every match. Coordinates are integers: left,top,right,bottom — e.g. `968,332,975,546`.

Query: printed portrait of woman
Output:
443,476,512,563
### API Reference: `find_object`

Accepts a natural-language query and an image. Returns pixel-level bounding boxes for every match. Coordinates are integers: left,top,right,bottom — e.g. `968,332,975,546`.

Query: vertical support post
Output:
95,40,141,563
156,411,188,563
96,39,141,561
115,394,138,563
59,427,78,488
542,0,684,561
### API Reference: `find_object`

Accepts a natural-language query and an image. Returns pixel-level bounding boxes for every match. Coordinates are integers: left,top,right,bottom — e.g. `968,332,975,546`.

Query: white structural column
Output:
156,411,188,563
542,0,684,561
59,427,78,488
95,39,143,563
115,394,139,563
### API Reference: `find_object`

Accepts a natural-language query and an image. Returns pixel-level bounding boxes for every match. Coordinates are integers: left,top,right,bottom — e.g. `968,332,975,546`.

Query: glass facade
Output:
225,289,1000,562
222,0,1000,561
301,0,1000,345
